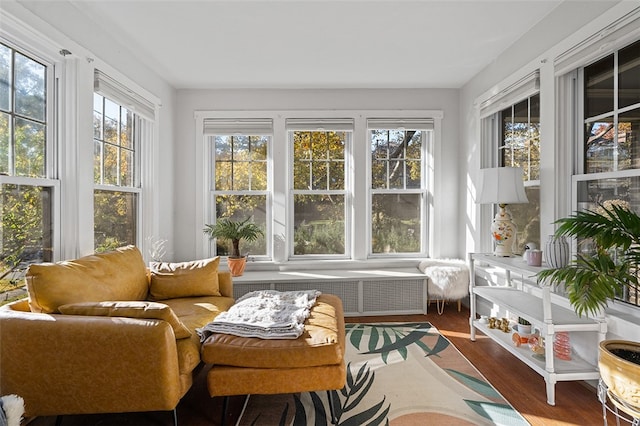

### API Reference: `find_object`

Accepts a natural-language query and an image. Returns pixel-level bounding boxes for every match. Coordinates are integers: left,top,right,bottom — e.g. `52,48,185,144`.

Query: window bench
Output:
232,268,428,316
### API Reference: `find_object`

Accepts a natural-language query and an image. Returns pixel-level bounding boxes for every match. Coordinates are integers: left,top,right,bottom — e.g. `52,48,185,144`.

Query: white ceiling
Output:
21,0,569,89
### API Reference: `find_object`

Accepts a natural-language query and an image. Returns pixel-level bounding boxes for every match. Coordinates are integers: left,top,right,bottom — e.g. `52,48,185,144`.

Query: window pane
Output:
371,130,422,190
577,177,640,307
14,52,45,122
93,139,102,184
1,184,53,281
293,131,346,192
120,148,133,187
507,186,540,254
619,110,640,170
94,190,137,252
371,193,421,254
293,194,344,255
251,136,268,160
120,109,133,149
0,44,11,112
585,118,631,173
214,195,267,256
619,40,640,110
584,54,614,118
103,144,118,185
0,112,9,175
251,162,267,190
501,95,540,180
14,117,45,178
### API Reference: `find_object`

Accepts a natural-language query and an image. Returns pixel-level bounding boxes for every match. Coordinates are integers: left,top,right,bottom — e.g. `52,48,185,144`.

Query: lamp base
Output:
491,204,517,256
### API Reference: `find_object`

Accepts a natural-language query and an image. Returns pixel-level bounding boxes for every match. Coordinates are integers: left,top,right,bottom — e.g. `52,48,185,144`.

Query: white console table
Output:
468,253,607,405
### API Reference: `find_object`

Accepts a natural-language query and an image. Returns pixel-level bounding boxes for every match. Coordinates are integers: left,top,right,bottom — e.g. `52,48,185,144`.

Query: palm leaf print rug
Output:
237,322,529,425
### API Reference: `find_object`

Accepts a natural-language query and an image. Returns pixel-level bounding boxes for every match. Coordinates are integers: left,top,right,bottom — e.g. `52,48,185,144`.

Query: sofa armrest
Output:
0,305,183,416
218,271,233,298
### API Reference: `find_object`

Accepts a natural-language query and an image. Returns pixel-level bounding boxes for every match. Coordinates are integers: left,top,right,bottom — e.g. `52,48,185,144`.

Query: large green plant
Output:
203,217,264,258
538,203,640,317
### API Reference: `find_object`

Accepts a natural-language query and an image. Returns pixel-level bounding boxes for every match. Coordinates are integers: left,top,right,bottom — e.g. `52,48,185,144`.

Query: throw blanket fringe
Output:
197,289,321,341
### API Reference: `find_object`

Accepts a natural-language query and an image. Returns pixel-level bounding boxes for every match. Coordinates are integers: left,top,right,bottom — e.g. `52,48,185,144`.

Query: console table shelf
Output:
469,253,607,406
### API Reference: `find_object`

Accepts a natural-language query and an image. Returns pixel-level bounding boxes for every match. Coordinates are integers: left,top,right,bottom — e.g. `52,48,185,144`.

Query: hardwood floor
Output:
28,304,617,426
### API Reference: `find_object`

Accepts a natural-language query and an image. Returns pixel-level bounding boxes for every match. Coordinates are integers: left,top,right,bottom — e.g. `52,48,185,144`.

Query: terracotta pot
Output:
598,340,640,418
227,257,247,277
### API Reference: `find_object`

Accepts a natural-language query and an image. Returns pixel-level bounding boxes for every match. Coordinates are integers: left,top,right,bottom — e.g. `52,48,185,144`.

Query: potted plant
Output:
537,201,640,416
203,217,264,277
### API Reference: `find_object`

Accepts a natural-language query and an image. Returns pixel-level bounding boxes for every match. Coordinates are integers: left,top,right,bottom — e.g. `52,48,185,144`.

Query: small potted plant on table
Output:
203,217,264,277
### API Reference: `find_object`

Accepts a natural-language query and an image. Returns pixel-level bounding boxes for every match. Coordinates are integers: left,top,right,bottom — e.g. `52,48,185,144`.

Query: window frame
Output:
0,38,61,275
479,72,541,256
287,119,352,260
204,119,273,260
570,38,640,309
196,110,442,264
92,89,143,252
367,120,433,257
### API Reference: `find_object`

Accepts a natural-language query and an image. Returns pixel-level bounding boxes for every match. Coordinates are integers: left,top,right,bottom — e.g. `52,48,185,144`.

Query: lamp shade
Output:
477,167,528,205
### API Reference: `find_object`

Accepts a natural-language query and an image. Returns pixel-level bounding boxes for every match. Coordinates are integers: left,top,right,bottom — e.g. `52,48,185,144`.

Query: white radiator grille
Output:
232,277,426,316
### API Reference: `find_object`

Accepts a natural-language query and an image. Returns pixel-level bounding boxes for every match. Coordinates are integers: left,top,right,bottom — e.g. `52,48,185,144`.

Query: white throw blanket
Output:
197,289,321,341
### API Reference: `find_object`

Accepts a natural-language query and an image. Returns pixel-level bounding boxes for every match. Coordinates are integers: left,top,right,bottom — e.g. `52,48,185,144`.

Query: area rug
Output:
237,322,529,425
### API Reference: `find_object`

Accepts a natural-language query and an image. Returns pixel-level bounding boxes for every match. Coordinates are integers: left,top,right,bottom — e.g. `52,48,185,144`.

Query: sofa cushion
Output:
59,301,192,339
149,257,221,301
25,245,148,314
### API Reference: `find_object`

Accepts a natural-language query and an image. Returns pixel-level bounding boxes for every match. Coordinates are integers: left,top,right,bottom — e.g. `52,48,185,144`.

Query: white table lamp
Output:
477,167,529,256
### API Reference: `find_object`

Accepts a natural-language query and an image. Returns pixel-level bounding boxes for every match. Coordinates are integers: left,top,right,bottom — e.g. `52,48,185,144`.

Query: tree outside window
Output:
370,128,426,254
211,134,268,257
0,43,53,304
93,93,139,252
291,130,347,256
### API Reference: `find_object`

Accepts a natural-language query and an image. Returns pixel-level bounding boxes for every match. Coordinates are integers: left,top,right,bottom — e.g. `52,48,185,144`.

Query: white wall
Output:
460,0,640,342
174,88,460,261
2,0,177,260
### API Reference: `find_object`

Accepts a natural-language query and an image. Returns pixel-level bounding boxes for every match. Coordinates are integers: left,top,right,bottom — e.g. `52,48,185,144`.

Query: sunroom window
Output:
368,119,431,255
575,39,640,308
0,42,55,299
205,118,271,258
288,119,351,258
93,70,154,252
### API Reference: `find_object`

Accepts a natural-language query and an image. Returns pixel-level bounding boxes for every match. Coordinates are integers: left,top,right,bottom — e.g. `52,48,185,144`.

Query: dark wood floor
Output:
28,303,616,426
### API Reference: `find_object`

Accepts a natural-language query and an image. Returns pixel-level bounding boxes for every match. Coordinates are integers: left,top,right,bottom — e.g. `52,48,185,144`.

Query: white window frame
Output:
479,71,541,255
92,68,158,255
287,118,353,260
367,118,433,258
203,118,273,260
194,110,441,265
0,30,62,264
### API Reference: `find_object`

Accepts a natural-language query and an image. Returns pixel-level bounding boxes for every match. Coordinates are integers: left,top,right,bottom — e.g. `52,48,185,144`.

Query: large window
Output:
289,119,351,257
575,39,640,308
0,42,55,298
499,94,541,254
206,118,271,257
201,112,438,262
369,119,431,255
93,72,144,252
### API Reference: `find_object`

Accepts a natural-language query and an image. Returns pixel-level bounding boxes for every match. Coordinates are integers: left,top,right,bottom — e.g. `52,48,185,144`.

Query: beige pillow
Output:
59,301,192,339
26,245,149,314
149,257,221,301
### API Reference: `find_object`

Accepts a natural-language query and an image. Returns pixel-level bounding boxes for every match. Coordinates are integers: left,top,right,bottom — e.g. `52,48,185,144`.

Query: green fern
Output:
537,203,640,317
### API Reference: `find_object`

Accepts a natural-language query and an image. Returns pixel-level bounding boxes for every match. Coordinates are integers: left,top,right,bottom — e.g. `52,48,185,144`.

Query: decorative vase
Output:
544,235,570,268
227,257,247,277
599,340,640,418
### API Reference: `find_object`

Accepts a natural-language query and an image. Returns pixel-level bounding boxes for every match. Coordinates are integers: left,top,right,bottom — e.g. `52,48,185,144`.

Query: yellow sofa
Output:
0,245,234,419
